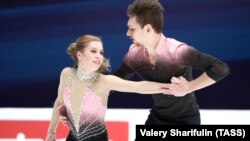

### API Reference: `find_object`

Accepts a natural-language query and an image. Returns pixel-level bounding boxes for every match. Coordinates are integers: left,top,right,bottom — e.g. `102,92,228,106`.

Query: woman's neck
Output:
76,68,98,80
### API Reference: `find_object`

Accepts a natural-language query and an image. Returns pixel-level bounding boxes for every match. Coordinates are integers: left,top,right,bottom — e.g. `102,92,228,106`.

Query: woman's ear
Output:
76,51,81,60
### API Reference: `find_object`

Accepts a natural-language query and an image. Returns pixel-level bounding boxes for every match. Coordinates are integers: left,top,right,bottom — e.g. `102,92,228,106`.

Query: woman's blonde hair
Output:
67,34,110,72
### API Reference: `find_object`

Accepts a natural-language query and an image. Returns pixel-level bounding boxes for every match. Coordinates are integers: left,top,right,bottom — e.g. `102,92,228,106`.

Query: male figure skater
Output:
114,0,230,125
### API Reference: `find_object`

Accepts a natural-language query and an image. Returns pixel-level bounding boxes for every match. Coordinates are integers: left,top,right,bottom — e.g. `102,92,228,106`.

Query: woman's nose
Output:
96,53,102,58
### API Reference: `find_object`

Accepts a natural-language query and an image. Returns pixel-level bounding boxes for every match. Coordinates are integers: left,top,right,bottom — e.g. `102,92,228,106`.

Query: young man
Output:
59,0,230,126
114,0,230,124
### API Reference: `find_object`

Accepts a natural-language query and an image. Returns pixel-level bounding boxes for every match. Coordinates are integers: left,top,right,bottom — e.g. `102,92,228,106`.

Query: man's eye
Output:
130,28,135,31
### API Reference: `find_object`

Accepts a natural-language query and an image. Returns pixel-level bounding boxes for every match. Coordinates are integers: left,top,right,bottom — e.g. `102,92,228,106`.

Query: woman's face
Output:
78,41,104,71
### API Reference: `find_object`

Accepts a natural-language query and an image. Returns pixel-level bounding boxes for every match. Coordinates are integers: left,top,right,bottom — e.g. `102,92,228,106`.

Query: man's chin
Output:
133,42,142,46
134,43,141,46
131,40,138,45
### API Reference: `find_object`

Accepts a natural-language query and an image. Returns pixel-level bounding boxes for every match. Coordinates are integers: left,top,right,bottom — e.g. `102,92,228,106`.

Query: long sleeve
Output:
113,60,135,79
177,45,231,82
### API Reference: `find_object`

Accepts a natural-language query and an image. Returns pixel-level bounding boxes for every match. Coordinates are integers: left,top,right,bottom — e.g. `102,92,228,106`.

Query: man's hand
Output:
171,76,188,86
57,104,69,126
45,134,56,141
162,76,192,97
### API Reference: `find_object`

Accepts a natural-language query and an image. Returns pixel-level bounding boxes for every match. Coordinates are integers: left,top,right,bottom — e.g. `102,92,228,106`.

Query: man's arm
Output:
166,45,231,96
113,62,135,79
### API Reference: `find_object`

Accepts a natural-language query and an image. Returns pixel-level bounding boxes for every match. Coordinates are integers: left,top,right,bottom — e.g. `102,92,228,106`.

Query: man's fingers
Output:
171,77,180,83
59,115,67,121
59,116,68,125
180,76,188,83
162,88,174,95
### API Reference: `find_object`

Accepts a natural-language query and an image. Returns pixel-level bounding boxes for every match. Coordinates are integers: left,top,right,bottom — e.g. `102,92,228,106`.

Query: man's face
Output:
127,16,147,46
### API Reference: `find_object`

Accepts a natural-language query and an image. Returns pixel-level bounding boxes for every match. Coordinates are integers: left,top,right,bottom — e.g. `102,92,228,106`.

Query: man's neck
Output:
144,33,161,54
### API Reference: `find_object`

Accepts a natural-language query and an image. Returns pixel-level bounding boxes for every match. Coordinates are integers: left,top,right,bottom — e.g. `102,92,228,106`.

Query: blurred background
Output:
1,0,250,109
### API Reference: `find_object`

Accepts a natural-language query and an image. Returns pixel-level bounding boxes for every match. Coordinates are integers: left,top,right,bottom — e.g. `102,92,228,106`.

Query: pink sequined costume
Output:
63,83,108,141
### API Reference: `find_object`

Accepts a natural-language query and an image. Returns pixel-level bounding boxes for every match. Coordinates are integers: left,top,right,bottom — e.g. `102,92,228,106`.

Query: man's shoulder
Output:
165,37,186,47
164,37,189,53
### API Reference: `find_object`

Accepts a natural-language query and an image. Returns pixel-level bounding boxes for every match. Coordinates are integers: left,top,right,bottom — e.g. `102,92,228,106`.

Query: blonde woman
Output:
45,34,185,141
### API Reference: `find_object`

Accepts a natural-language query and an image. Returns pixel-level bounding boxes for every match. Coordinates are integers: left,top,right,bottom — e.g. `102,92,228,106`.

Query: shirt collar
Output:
155,33,166,55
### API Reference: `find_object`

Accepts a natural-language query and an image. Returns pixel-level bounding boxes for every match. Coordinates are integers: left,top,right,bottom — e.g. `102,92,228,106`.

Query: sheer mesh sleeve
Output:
176,45,230,81
113,52,136,79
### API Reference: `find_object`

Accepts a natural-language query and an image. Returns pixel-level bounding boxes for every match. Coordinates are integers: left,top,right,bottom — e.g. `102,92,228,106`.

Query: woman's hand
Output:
45,133,56,141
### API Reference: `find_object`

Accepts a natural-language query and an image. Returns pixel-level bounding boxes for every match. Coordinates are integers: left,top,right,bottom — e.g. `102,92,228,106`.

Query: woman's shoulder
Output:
61,67,75,77
100,74,116,79
97,74,118,90
99,74,122,84
98,74,115,82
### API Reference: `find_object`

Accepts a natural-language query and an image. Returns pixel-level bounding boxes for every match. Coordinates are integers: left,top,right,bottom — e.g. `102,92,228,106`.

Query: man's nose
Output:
126,30,131,37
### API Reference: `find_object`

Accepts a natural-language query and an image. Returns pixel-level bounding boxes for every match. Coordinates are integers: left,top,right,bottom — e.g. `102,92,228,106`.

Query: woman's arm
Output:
106,75,170,94
45,68,69,141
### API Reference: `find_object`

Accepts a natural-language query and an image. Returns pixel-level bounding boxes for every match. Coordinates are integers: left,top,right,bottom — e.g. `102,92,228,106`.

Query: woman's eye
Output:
91,50,97,53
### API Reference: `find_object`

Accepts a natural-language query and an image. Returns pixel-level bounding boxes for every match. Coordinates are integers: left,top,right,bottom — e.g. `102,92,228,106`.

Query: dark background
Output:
1,0,250,109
